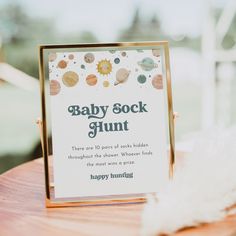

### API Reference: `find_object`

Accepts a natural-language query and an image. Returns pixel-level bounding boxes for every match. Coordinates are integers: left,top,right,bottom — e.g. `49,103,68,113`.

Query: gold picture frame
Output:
38,41,175,208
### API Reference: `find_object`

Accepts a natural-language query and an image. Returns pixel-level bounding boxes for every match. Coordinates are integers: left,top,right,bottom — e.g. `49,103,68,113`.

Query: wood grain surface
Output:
1,157,236,236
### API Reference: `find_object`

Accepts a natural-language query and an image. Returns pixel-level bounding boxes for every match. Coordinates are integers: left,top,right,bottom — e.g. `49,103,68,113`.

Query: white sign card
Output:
44,43,173,200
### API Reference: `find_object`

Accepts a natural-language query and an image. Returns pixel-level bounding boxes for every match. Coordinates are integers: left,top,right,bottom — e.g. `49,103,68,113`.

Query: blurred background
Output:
0,0,235,173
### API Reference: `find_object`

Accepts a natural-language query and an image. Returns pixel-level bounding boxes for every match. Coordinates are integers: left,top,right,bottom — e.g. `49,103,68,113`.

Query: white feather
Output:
142,127,236,236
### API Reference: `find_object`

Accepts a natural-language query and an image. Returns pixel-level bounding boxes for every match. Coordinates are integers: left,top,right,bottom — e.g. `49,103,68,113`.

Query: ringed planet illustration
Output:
152,74,163,89
84,53,95,63
86,74,97,86
50,80,61,95
62,71,79,87
138,57,158,71
115,68,130,85
97,59,112,75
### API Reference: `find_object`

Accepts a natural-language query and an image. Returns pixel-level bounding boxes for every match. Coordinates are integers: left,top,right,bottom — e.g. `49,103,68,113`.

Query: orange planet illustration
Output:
103,80,110,87
48,52,57,62
152,74,163,89
86,74,97,86
57,60,68,69
62,71,79,87
50,80,61,95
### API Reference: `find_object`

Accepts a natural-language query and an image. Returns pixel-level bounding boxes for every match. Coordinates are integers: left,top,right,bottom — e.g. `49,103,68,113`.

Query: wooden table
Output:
1,157,236,236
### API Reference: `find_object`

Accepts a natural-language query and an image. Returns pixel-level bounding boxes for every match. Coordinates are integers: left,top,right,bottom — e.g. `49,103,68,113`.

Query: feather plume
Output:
142,127,236,236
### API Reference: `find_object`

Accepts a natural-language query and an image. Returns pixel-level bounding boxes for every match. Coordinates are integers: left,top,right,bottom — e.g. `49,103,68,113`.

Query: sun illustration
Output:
97,59,112,75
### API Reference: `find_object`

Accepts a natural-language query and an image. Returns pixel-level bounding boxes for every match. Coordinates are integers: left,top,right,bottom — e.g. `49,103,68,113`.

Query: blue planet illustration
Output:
138,57,158,71
114,58,120,64
137,74,146,84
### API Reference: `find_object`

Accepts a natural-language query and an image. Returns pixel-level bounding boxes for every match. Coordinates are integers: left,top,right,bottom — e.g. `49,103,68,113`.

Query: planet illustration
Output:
48,52,57,62
97,59,112,75
152,74,163,89
114,58,120,64
84,53,95,63
121,51,126,57
103,81,110,87
152,49,161,57
50,80,61,95
138,57,158,71
57,60,68,69
68,54,74,60
86,74,97,86
137,49,144,53
115,68,130,85
137,74,147,84
62,71,79,87
81,64,85,69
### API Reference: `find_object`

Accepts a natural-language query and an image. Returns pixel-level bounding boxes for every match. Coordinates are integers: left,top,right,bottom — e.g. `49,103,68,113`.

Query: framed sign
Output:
38,41,175,207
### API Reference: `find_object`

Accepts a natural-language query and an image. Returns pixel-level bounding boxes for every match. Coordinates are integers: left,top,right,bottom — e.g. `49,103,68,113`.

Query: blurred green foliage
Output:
0,5,205,79
1,4,235,79
0,4,99,78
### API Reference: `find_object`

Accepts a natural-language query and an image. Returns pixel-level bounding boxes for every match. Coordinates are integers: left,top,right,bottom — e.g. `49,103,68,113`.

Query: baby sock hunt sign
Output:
43,43,174,200
67,101,148,138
